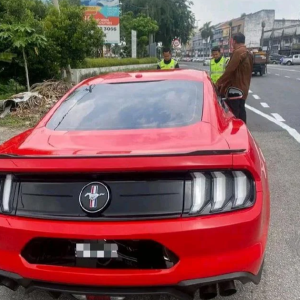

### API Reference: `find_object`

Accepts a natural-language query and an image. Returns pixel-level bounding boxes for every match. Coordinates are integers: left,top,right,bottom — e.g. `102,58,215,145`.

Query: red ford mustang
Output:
0,69,270,300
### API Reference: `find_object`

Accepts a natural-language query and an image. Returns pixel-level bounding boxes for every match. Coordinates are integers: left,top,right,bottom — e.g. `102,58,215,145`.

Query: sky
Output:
192,0,300,27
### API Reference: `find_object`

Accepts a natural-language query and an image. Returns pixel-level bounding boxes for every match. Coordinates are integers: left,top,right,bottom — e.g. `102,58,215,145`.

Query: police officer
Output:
157,48,179,69
210,47,229,84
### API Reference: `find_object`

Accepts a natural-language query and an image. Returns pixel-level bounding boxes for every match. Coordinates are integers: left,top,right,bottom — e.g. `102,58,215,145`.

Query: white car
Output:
203,58,211,66
97,0,119,7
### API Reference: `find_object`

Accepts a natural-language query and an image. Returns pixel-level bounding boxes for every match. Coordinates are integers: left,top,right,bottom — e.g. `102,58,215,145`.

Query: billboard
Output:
81,0,120,44
222,28,229,37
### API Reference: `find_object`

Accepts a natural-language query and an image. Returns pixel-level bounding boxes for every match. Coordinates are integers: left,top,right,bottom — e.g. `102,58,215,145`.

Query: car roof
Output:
79,69,208,86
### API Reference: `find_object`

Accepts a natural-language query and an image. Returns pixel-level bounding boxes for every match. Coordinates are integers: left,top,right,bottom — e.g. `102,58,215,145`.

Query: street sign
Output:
81,0,120,44
172,38,181,49
132,30,137,58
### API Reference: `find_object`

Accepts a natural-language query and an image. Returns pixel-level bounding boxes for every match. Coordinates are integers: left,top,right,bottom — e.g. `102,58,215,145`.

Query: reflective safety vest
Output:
158,59,177,69
210,56,228,84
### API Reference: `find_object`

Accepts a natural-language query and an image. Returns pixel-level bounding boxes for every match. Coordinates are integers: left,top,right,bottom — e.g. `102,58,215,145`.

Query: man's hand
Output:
215,82,225,97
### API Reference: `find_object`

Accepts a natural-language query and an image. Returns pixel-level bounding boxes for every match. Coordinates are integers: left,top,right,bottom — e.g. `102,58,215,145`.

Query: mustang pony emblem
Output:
85,185,105,208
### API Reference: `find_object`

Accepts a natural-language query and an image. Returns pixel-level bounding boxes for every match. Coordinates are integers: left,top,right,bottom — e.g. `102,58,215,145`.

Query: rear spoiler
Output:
0,149,246,159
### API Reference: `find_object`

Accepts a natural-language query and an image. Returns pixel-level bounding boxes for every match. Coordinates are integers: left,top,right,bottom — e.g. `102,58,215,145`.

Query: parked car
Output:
0,69,270,300
192,57,201,62
281,54,300,65
268,54,285,64
203,57,211,66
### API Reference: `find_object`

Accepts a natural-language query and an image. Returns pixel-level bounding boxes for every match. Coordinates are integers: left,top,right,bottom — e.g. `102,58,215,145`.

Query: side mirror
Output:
225,87,244,100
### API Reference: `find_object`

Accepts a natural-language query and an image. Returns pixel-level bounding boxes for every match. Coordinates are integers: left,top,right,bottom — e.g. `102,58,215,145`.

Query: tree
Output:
44,0,105,80
200,22,214,56
121,12,159,57
121,0,195,47
0,24,47,91
0,0,48,25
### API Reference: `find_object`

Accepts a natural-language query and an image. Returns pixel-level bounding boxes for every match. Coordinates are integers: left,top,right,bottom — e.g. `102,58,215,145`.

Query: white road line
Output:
249,90,253,93
260,102,270,108
246,104,300,144
271,113,286,122
253,95,261,100
275,74,280,76
297,78,300,80
267,66,300,72
285,76,291,78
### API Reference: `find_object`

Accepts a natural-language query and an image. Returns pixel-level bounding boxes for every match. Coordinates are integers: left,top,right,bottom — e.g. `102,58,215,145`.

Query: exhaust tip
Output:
218,280,237,297
72,296,125,300
0,278,19,291
199,284,218,300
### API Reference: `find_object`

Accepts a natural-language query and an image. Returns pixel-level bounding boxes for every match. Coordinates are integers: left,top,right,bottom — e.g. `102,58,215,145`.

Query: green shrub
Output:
0,79,26,100
79,66,157,82
77,57,158,69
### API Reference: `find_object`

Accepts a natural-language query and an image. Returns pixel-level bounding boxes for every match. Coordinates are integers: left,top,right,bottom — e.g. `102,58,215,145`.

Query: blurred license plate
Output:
75,242,118,258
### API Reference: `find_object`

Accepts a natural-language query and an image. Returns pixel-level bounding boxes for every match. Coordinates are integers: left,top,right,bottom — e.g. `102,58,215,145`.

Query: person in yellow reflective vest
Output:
210,47,229,84
157,47,180,69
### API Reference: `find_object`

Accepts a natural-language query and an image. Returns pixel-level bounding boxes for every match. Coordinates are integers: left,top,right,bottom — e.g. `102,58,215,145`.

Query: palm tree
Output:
200,22,214,57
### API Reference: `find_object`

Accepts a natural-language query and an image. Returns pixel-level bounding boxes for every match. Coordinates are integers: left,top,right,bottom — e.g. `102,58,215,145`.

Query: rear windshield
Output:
46,80,204,131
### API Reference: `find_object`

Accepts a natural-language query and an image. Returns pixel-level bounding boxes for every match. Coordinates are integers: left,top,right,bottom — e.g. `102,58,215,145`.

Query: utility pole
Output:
146,4,152,56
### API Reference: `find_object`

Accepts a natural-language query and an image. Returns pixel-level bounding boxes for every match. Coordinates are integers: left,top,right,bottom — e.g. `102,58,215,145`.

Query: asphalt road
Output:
1,63,300,300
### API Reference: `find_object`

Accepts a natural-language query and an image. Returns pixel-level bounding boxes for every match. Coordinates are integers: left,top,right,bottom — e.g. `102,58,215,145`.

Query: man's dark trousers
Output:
225,99,247,124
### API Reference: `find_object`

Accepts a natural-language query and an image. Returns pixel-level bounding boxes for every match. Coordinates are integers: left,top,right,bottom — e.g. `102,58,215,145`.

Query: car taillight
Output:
189,170,255,215
0,174,14,213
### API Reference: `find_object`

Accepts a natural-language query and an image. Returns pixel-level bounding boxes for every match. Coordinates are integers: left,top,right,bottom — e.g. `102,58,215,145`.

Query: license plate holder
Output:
75,241,118,258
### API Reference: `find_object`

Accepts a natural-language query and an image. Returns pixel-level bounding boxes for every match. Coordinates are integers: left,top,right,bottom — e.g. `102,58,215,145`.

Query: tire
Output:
287,61,292,66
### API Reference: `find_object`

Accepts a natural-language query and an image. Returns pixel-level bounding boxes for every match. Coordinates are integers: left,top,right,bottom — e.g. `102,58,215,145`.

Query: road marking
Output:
285,76,291,78
267,66,300,73
275,74,280,76
297,78,300,80
249,90,253,93
253,95,261,100
271,113,286,122
246,104,300,144
260,102,270,108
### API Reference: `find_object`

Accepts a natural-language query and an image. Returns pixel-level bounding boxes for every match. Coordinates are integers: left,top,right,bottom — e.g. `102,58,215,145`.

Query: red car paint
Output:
0,69,270,298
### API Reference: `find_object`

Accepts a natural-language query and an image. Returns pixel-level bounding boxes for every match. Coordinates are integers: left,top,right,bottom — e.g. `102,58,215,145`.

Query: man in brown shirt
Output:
216,33,253,124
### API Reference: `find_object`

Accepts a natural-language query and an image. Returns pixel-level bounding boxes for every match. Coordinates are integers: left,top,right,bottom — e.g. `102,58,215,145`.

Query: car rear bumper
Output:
0,191,269,297
0,263,264,300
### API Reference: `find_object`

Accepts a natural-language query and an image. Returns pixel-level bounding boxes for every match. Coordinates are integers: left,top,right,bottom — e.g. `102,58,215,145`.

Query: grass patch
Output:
0,93,14,100
0,114,31,128
78,57,158,69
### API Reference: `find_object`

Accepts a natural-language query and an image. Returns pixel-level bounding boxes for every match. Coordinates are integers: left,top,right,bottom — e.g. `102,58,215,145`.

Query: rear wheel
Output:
287,61,292,66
